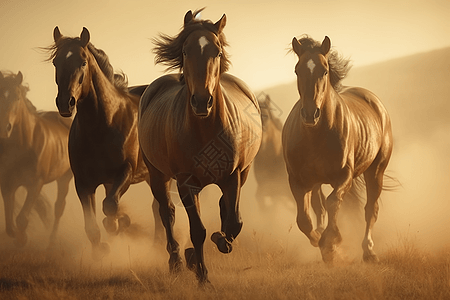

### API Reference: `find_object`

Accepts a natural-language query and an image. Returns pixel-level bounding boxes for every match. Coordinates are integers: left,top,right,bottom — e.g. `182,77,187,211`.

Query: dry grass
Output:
1,234,450,300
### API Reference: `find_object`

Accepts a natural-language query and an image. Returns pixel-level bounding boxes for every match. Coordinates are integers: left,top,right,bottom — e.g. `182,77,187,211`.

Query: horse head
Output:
0,71,24,138
292,36,331,126
52,26,91,117
182,11,226,118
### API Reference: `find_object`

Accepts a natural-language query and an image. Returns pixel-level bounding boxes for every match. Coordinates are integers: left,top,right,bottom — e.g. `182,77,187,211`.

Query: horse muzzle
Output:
56,95,76,117
301,107,321,126
191,94,213,117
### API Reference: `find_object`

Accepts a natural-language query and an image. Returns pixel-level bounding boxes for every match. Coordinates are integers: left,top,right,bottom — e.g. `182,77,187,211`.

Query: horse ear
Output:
292,37,303,57
214,14,226,34
184,10,194,26
321,36,331,55
80,27,90,48
53,26,62,42
16,71,23,85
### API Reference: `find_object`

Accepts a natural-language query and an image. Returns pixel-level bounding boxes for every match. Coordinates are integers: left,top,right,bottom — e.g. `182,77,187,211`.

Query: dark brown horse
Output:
283,36,393,263
0,71,73,247
47,27,161,259
138,9,262,284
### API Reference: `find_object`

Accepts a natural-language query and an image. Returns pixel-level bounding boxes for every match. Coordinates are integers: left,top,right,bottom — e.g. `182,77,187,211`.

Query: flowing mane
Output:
153,8,231,74
292,35,352,92
0,71,37,114
43,38,128,93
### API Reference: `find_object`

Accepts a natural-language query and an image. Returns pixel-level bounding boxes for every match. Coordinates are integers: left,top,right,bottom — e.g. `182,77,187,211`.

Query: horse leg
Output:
176,173,209,284
77,182,109,260
1,185,17,238
33,192,52,231
146,162,182,273
48,169,72,248
102,163,133,234
146,175,164,245
311,184,326,234
211,170,243,254
362,156,388,263
288,175,321,247
319,169,352,263
15,181,45,247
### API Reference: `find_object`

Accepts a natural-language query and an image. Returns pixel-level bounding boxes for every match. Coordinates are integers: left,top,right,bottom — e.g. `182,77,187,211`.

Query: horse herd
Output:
0,9,393,284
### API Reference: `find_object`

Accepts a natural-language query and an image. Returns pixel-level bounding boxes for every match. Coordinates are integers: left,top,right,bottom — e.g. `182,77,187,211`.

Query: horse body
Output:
283,36,393,263
49,27,160,259
139,10,262,284
0,71,72,246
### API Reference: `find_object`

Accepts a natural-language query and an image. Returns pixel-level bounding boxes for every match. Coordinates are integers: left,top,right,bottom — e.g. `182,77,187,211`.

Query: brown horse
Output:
47,27,161,259
283,35,393,263
0,71,73,247
138,9,262,284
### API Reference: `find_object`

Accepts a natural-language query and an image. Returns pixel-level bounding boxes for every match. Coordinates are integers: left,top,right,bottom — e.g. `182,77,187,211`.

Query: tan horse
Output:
138,9,262,284
47,27,161,259
0,71,72,247
283,36,393,263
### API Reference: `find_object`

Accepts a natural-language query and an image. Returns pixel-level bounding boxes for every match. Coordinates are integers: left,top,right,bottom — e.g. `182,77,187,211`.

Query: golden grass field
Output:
1,48,450,299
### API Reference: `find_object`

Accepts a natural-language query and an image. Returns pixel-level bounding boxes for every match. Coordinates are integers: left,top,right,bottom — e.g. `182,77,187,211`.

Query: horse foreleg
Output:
1,185,17,238
212,170,243,254
311,184,326,234
319,169,352,263
102,163,133,234
177,174,209,284
15,181,45,247
48,169,72,248
288,175,320,247
147,175,164,245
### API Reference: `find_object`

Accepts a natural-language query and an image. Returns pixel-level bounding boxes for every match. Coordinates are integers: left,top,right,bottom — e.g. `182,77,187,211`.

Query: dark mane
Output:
153,9,231,74
0,71,37,113
43,38,128,93
293,35,352,92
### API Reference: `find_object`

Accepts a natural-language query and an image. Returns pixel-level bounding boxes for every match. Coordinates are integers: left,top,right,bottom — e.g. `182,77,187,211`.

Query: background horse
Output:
0,71,72,247
47,27,161,259
138,9,262,284
283,35,393,263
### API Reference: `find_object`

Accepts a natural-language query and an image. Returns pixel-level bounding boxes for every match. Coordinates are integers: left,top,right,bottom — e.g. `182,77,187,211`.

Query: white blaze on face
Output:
307,59,316,74
66,51,73,59
198,36,209,55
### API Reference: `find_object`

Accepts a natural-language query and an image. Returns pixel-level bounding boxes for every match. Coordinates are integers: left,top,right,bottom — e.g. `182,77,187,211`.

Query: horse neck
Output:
11,98,36,147
77,52,123,126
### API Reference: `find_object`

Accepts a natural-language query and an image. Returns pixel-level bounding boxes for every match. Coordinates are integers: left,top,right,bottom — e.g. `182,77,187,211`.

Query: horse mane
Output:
44,38,128,93
0,71,37,114
153,8,231,74
293,35,352,92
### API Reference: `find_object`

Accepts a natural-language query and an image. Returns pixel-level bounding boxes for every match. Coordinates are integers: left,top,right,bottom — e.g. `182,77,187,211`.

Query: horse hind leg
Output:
311,184,326,234
2,186,17,238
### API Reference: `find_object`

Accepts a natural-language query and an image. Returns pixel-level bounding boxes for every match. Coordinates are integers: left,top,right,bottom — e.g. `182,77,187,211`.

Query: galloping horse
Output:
139,10,262,284
0,71,72,247
47,27,161,259
283,36,393,263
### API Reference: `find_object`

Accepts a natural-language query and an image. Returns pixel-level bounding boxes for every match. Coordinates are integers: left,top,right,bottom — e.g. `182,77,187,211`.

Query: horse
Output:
253,93,295,210
138,9,262,284
0,71,73,247
282,35,393,263
46,27,161,259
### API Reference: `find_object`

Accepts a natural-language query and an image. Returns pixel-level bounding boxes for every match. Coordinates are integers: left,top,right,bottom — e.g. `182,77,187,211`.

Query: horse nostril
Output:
191,95,198,108
314,108,321,119
69,97,76,107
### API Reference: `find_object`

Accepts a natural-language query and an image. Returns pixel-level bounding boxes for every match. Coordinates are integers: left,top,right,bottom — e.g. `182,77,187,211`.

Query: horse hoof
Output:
185,247,197,271
363,252,379,263
211,232,232,254
92,242,111,260
102,217,119,234
169,254,183,273
118,214,131,230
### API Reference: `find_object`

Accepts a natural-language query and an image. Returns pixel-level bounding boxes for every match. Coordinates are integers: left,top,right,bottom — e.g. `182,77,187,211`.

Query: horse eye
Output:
218,52,222,58
82,61,87,67
324,70,328,76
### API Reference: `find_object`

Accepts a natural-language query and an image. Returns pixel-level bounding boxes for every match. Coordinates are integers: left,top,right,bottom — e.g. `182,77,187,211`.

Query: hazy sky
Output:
1,0,449,110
